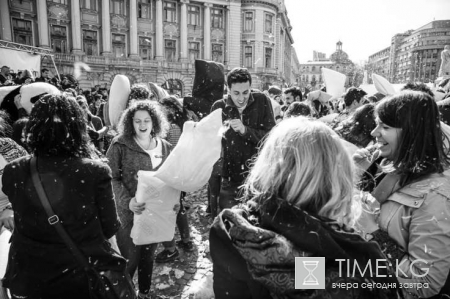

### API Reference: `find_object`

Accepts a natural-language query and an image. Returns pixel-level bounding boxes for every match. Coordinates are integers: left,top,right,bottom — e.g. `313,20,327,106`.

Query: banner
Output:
0,48,41,74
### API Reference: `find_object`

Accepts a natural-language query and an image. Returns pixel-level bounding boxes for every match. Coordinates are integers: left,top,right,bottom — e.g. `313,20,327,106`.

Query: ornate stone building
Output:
0,0,299,95
367,20,450,84
298,41,355,90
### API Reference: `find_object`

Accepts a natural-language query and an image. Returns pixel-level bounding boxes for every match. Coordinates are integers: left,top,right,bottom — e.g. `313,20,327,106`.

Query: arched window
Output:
162,79,183,96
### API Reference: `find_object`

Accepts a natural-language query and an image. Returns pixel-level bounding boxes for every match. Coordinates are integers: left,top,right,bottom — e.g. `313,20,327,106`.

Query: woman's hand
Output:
356,206,379,234
0,209,14,231
129,197,145,215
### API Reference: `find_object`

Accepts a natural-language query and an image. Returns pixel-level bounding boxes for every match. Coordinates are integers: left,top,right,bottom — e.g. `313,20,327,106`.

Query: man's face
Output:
1,67,10,75
229,82,251,108
42,71,50,78
284,92,296,105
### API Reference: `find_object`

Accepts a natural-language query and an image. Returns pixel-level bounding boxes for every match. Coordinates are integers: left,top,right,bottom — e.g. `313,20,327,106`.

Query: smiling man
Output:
211,67,275,211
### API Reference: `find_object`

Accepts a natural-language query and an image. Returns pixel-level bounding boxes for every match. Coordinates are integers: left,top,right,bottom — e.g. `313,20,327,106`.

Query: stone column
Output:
129,0,139,58
155,0,164,60
36,0,50,48
203,3,212,60
227,1,241,68
101,0,112,55
180,0,189,62
0,0,12,41
71,0,83,54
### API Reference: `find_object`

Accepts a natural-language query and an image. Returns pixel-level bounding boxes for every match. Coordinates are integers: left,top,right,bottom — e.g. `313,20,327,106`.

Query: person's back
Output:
1,94,121,299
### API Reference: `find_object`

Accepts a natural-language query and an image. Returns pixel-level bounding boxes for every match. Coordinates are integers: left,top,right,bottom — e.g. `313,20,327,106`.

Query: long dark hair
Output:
26,94,97,158
376,91,450,185
336,103,375,148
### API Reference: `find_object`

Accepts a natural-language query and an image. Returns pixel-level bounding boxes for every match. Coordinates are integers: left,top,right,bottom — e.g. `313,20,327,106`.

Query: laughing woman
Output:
106,100,171,299
210,117,398,299
355,91,450,299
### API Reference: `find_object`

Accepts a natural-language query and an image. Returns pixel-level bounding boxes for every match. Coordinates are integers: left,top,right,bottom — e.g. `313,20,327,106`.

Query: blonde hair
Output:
243,117,359,226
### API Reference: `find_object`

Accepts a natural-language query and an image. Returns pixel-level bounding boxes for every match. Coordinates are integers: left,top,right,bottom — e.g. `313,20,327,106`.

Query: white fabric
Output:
322,67,346,97
131,171,180,245
154,108,223,192
307,90,333,103
318,112,339,123
0,228,11,279
372,73,396,96
20,82,60,113
109,75,131,127
143,137,163,168
0,48,41,74
270,98,281,119
359,84,378,96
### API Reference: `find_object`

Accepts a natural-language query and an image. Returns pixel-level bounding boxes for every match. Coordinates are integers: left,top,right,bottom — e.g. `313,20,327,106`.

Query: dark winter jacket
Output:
211,92,275,183
106,135,172,228
210,196,400,299
2,155,121,298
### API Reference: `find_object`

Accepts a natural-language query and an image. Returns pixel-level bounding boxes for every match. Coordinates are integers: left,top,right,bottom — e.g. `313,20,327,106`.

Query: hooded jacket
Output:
210,196,399,299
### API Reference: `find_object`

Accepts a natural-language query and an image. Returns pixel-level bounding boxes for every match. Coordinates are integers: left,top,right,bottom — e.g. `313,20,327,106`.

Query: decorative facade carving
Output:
211,28,225,41
111,14,127,28
164,23,179,37
48,3,69,20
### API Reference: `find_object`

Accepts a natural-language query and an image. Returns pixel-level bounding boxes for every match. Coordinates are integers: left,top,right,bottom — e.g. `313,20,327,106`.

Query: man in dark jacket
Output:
35,68,52,83
211,67,275,211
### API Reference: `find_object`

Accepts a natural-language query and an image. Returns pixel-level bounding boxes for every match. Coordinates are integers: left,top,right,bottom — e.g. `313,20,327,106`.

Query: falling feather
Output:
73,61,91,80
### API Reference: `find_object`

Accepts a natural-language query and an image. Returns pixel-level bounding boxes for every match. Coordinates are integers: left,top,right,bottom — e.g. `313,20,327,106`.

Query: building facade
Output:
367,20,450,84
298,41,356,90
0,0,299,95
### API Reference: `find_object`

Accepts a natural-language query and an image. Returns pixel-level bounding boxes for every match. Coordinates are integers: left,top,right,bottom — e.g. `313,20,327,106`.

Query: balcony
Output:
54,53,75,63
52,53,194,70
256,67,277,75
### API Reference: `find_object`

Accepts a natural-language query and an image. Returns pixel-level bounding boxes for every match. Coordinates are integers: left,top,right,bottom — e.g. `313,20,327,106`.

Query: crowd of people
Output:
1,64,450,299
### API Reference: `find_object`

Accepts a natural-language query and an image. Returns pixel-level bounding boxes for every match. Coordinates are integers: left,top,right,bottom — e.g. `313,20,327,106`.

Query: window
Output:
188,6,200,26
164,2,176,22
244,12,253,32
244,46,252,67
83,30,98,55
189,42,199,61
81,0,97,10
211,8,223,29
162,79,183,96
12,18,33,45
49,0,68,4
110,0,126,15
139,37,152,60
265,14,273,34
165,39,176,62
138,0,151,19
212,44,223,63
50,25,67,53
265,48,272,68
112,34,126,57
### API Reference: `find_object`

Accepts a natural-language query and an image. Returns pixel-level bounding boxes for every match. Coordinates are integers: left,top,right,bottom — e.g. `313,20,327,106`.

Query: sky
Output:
284,0,450,64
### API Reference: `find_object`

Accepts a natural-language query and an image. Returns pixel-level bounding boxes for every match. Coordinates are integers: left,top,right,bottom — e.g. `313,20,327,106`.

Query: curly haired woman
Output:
106,100,171,298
